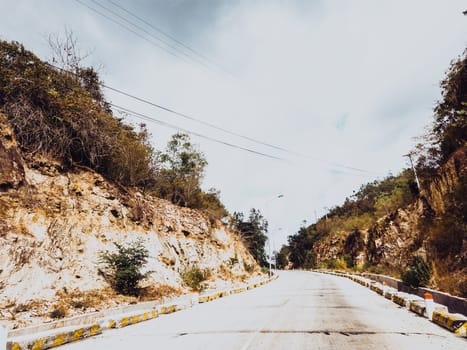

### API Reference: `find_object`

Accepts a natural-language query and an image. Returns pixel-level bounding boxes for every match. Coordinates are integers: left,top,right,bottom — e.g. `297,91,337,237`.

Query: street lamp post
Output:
266,194,284,277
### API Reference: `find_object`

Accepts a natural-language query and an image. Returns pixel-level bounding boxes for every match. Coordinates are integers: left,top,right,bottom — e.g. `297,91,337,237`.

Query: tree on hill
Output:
230,209,268,266
155,133,207,208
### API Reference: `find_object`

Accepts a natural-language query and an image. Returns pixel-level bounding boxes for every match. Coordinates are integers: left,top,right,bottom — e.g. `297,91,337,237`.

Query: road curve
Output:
61,270,466,349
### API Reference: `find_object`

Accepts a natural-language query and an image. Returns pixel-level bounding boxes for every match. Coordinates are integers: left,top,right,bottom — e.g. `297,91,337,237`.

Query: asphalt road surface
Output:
62,270,466,349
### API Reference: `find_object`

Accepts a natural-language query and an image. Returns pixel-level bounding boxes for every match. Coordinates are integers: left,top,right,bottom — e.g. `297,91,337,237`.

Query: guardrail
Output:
317,270,466,337
4,274,279,350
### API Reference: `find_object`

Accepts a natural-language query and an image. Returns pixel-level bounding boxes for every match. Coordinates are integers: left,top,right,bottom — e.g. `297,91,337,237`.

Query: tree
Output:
230,209,269,266
287,226,316,269
155,133,207,207
432,49,467,163
98,239,152,296
274,245,290,269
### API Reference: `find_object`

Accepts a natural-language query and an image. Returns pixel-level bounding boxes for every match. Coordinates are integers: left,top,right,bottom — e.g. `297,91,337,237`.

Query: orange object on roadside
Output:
424,292,433,300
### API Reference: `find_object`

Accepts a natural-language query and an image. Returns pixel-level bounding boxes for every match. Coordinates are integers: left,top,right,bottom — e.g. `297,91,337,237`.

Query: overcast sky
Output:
1,0,466,249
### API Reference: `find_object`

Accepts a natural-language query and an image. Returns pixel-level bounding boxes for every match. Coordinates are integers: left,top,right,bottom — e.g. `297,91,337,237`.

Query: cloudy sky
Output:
1,0,466,248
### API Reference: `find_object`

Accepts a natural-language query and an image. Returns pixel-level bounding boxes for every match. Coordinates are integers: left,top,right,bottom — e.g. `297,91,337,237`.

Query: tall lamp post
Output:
265,194,284,277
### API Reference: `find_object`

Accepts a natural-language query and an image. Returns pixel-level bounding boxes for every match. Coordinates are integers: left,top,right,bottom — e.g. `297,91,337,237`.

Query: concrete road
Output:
62,271,466,349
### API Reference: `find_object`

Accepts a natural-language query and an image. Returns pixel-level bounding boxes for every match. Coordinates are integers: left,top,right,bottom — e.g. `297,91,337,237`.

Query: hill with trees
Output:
0,39,226,221
277,48,466,297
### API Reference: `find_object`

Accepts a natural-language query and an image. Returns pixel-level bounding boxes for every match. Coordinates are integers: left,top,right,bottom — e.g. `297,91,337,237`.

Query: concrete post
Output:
424,292,435,320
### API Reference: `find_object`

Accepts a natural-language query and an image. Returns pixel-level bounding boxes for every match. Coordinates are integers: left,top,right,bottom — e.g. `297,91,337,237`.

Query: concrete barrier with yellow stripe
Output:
317,270,466,337
197,275,278,304
6,275,278,350
432,310,467,336
7,324,101,350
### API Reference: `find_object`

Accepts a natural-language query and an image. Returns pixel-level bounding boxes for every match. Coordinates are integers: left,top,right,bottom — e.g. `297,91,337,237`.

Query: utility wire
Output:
103,85,383,175
47,62,382,175
86,0,214,71
103,84,294,154
109,103,286,161
74,0,195,66
104,0,224,72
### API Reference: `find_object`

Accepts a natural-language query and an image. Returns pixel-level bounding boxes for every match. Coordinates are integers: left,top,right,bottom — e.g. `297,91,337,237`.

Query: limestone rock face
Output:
0,116,260,316
311,147,466,276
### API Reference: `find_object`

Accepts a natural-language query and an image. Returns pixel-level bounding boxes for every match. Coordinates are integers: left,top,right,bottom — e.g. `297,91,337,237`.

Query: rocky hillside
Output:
0,113,260,328
297,147,466,296
281,48,466,297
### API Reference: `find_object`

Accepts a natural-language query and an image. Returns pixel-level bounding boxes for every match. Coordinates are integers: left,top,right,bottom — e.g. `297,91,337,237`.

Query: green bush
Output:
401,256,432,288
98,239,151,296
180,266,210,291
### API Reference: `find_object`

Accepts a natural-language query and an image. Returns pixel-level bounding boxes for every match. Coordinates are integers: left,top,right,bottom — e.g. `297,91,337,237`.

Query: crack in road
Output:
176,330,445,337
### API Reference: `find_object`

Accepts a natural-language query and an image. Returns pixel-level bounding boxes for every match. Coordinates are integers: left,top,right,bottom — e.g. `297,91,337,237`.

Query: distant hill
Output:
279,48,467,297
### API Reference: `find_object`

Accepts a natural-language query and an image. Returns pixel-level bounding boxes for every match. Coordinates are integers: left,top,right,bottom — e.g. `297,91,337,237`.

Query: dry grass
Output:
432,260,467,298
2,284,184,329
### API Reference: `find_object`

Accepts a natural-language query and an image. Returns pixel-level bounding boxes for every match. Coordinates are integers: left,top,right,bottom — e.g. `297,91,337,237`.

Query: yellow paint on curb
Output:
132,315,140,324
90,324,100,336
52,333,67,347
152,309,158,318
121,317,130,327
31,339,44,350
108,320,116,329
11,343,21,350
71,328,84,341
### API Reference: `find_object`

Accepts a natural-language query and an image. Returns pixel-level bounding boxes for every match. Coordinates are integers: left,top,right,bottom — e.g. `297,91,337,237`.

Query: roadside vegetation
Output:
276,48,466,297
180,266,211,292
98,239,152,296
0,39,227,220
229,209,269,267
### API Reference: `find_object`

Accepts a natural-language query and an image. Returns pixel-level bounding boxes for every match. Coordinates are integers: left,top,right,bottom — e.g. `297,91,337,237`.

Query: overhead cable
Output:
103,0,223,72
47,62,382,175
74,0,196,66
109,103,286,161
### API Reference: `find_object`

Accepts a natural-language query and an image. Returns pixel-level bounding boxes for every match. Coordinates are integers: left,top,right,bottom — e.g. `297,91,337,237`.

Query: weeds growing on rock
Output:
180,266,210,291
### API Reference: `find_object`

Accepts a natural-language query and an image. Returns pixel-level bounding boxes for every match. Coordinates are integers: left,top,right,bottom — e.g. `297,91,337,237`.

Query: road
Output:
62,271,465,349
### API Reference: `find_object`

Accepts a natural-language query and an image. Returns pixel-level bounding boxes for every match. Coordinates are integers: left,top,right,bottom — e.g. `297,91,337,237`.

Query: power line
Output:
109,103,286,161
103,85,383,175
46,62,382,175
74,0,196,66
103,84,295,154
86,0,214,72
103,0,224,72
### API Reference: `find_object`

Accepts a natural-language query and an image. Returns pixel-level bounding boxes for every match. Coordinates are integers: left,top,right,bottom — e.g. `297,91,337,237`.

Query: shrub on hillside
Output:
0,40,157,188
401,256,432,288
98,239,152,296
180,266,210,291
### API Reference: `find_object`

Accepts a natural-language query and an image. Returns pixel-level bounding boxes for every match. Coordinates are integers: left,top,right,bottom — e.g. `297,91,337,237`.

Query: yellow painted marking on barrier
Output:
170,305,176,313
161,306,167,314
72,328,84,341
121,317,130,327
31,339,44,350
52,333,67,347
454,322,466,336
12,342,21,350
152,309,158,318
108,320,116,328
143,312,149,320
90,324,100,335
132,315,140,324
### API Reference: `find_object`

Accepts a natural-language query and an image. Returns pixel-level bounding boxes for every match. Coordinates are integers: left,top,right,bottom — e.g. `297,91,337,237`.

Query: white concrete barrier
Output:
0,322,8,350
